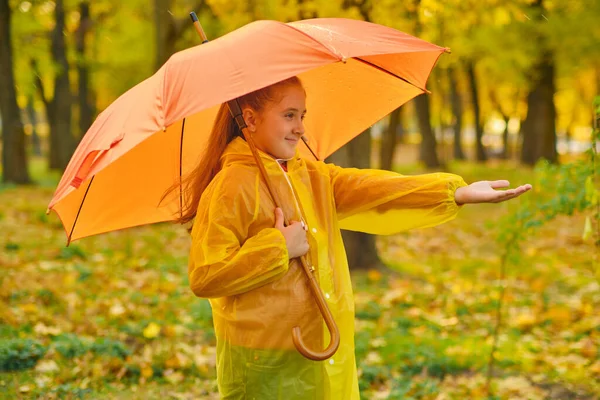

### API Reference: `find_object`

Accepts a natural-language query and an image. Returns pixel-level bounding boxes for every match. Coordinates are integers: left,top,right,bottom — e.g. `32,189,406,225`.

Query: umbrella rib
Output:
279,22,343,61
67,176,95,246
354,57,429,94
179,118,185,219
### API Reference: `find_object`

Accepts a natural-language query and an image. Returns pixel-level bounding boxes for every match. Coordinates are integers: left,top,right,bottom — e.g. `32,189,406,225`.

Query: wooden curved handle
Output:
230,102,340,360
236,121,340,360
292,256,340,360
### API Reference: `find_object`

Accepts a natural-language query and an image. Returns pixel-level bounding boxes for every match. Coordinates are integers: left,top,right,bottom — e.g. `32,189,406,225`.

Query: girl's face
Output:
243,84,307,160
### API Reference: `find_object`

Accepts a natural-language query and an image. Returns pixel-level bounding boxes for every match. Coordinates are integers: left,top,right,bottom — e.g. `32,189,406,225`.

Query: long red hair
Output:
164,76,304,226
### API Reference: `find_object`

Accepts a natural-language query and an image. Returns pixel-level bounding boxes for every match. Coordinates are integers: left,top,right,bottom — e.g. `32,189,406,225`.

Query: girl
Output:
178,76,531,399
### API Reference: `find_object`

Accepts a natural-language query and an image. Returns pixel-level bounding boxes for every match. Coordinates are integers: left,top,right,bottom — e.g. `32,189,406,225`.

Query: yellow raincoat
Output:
188,137,467,399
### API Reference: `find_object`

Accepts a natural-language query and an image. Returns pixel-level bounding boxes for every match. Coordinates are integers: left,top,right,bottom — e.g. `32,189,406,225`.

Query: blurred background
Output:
0,0,599,399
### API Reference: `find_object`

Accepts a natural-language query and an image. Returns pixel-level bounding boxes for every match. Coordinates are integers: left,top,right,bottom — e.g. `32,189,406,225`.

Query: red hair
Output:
164,76,304,226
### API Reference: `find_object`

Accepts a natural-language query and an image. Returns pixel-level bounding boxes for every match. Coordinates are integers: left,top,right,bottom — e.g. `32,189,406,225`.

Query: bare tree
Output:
154,0,215,70
467,61,487,162
76,2,94,140
380,107,402,171
0,0,31,184
448,66,466,160
520,0,557,165
34,0,75,171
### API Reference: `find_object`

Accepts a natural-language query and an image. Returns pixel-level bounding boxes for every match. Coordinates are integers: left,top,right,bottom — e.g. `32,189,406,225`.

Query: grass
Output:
0,156,597,399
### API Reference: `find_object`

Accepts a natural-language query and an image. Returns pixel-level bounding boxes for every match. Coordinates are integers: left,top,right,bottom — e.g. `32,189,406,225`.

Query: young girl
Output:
178,76,531,399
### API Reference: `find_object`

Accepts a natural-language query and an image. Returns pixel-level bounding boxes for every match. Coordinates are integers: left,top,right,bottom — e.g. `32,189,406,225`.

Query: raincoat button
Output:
329,359,335,365
325,293,330,299
311,227,317,233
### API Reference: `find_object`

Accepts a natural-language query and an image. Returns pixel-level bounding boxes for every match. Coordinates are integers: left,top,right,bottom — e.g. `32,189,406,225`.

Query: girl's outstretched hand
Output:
454,180,532,205
274,207,309,259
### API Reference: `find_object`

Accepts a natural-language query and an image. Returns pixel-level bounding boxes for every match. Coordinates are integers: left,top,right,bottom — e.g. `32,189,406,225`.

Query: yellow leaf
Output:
525,247,537,257
34,323,61,336
590,361,600,376
515,313,536,331
164,371,184,384
143,323,161,339
581,338,597,359
367,269,382,282
582,216,593,242
530,278,547,293
163,325,177,338
35,360,59,373
109,302,126,317
62,273,77,286
165,352,189,369
544,306,571,328
141,365,154,378
19,303,38,314
380,289,406,306
159,281,178,294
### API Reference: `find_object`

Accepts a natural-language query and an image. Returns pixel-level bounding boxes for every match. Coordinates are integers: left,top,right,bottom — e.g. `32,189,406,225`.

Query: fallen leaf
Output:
143,322,161,339
35,360,59,373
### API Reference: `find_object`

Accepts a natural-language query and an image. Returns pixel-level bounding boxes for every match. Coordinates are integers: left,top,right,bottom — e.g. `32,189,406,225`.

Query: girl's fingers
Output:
490,180,510,189
493,187,530,202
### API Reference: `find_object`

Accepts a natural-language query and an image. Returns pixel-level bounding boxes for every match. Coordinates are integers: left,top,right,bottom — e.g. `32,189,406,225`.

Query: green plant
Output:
90,338,131,359
486,97,600,396
53,333,90,359
0,338,47,371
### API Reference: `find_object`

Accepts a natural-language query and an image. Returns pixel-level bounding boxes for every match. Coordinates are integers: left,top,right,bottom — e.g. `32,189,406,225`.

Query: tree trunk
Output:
76,2,93,140
380,107,401,171
0,0,30,184
49,0,74,171
26,94,42,157
448,67,466,160
414,93,441,168
326,129,382,270
467,61,487,162
154,0,209,70
488,90,511,160
153,0,174,70
520,54,557,165
501,115,510,159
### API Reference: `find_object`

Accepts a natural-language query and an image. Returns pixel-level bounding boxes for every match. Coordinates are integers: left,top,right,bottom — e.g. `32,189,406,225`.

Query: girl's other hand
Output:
274,207,309,259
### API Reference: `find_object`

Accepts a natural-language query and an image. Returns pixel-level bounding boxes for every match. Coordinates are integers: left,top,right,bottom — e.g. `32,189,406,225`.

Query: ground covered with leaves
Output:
0,161,597,399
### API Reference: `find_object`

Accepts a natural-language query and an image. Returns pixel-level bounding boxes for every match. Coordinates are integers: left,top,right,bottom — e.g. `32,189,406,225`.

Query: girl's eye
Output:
285,113,294,119
301,114,306,121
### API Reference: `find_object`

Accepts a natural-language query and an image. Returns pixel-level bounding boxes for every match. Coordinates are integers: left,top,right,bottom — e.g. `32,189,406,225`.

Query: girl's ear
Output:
242,108,257,132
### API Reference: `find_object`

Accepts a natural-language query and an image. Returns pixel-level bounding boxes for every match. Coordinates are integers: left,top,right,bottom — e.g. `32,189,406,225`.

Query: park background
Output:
0,0,599,398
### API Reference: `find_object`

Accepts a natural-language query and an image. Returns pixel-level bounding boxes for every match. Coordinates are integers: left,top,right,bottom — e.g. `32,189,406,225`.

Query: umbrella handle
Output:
231,101,340,361
190,11,339,361
292,257,341,360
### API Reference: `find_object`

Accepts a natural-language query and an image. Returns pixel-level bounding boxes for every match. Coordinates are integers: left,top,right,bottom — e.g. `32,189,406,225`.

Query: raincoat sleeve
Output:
326,164,468,235
188,170,289,298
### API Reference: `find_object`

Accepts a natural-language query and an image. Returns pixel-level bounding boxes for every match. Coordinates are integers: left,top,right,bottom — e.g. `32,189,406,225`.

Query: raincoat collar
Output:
220,136,302,172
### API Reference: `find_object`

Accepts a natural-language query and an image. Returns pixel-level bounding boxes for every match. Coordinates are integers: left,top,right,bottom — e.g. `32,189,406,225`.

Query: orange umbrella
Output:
48,17,447,244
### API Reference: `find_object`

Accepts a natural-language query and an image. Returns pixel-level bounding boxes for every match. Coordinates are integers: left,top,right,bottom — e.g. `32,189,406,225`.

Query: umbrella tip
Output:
45,208,51,215
444,47,452,54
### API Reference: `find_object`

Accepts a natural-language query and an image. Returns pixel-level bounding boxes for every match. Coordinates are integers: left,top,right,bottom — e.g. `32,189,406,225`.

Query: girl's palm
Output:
455,180,532,205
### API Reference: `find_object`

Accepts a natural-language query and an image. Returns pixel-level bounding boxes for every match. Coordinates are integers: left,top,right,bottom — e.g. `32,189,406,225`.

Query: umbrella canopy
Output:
48,18,447,243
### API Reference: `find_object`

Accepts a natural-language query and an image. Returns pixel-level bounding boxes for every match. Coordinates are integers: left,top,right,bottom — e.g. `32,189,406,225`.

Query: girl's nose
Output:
294,122,305,136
